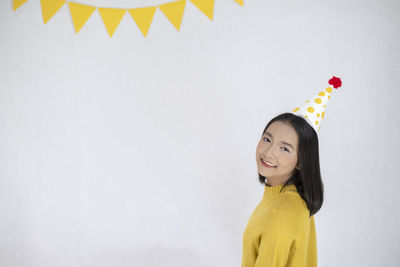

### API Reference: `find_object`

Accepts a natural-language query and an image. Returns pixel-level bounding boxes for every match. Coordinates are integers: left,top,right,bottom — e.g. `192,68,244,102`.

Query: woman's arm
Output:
253,208,296,267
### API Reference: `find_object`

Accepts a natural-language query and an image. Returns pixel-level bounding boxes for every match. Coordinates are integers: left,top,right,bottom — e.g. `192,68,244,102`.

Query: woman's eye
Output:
262,137,289,152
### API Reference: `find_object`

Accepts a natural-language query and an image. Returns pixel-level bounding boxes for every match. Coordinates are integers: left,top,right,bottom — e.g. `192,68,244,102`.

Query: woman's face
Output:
256,121,299,186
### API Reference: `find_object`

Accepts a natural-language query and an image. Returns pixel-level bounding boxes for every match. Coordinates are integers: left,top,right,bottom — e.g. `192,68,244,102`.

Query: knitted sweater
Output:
241,183,317,267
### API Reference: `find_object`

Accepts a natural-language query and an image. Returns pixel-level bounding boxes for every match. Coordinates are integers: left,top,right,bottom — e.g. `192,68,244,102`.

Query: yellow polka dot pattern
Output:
291,83,335,133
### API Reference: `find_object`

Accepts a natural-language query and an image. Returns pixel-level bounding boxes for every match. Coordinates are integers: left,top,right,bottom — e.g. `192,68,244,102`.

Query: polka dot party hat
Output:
291,76,342,133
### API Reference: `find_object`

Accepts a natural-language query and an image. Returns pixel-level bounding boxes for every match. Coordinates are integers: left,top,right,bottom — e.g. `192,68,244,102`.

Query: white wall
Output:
1,0,399,266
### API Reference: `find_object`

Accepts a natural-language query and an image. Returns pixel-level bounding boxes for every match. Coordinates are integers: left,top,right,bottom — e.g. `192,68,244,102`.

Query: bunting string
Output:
13,0,244,37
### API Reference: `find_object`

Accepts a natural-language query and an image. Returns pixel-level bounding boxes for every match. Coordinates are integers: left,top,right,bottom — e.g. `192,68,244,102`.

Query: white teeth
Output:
262,159,276,167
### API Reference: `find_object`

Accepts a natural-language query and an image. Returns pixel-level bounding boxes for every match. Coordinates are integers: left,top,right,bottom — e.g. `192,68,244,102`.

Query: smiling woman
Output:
256,120,300,186
242,112,322,267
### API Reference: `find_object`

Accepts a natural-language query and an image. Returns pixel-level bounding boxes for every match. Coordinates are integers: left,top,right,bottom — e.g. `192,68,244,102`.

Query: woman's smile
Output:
261,159,277,168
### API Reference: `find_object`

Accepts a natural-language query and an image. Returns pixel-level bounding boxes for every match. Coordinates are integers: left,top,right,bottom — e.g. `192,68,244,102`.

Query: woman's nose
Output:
263,146,275,159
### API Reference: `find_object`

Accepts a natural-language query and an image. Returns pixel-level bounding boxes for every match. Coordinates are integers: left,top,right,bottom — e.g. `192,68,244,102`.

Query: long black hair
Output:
258,112,324,217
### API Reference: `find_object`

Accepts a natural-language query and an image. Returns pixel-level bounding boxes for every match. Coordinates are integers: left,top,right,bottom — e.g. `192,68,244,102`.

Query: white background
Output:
1,0,399,266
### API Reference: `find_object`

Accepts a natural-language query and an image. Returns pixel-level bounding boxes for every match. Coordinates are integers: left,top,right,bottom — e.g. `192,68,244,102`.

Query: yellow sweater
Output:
242,183,317,267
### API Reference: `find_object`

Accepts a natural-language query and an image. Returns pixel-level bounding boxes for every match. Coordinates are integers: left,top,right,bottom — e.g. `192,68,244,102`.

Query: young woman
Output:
241,112,323,267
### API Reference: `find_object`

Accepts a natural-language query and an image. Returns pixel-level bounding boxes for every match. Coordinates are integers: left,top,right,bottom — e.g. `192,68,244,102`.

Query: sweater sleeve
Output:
253,207,298,267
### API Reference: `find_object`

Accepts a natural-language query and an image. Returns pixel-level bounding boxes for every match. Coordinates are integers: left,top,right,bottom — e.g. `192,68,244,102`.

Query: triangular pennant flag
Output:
68,2,96,33
158,0,186,31
189,0,214,20
98,8,127,37
234,0,244,7
40,0,66,24
128,7,157,37
13,0,28,11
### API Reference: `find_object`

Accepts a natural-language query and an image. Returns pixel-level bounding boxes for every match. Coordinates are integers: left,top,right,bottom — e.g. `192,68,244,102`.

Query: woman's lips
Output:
261,159,277,168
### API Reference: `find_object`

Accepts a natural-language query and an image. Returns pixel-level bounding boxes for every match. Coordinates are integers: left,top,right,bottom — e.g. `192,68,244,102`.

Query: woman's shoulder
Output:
262,193,311,238
272,191,309,220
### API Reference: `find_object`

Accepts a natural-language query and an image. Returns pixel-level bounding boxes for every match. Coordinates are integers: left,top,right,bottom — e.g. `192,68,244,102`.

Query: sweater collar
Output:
263,183,297,199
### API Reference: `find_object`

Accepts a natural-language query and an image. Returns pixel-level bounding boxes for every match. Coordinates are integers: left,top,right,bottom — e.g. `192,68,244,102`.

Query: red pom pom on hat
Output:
328,76,342,89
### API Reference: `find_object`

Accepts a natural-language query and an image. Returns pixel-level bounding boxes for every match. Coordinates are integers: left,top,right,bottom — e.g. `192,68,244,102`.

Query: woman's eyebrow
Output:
264,131,296,151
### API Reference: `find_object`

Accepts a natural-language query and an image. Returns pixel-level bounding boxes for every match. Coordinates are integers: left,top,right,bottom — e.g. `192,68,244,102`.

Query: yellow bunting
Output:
15,0,242,37
13,0,27,11
98,8,127,37
190,0,214,20
40,0,66,24
158,0,186,31
234,0,244,6
68,2,96,33
128,7,157,37
292,107,300,112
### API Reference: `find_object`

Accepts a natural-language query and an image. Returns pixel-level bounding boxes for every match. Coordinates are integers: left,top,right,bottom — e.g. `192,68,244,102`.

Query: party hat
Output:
291,76,342,133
